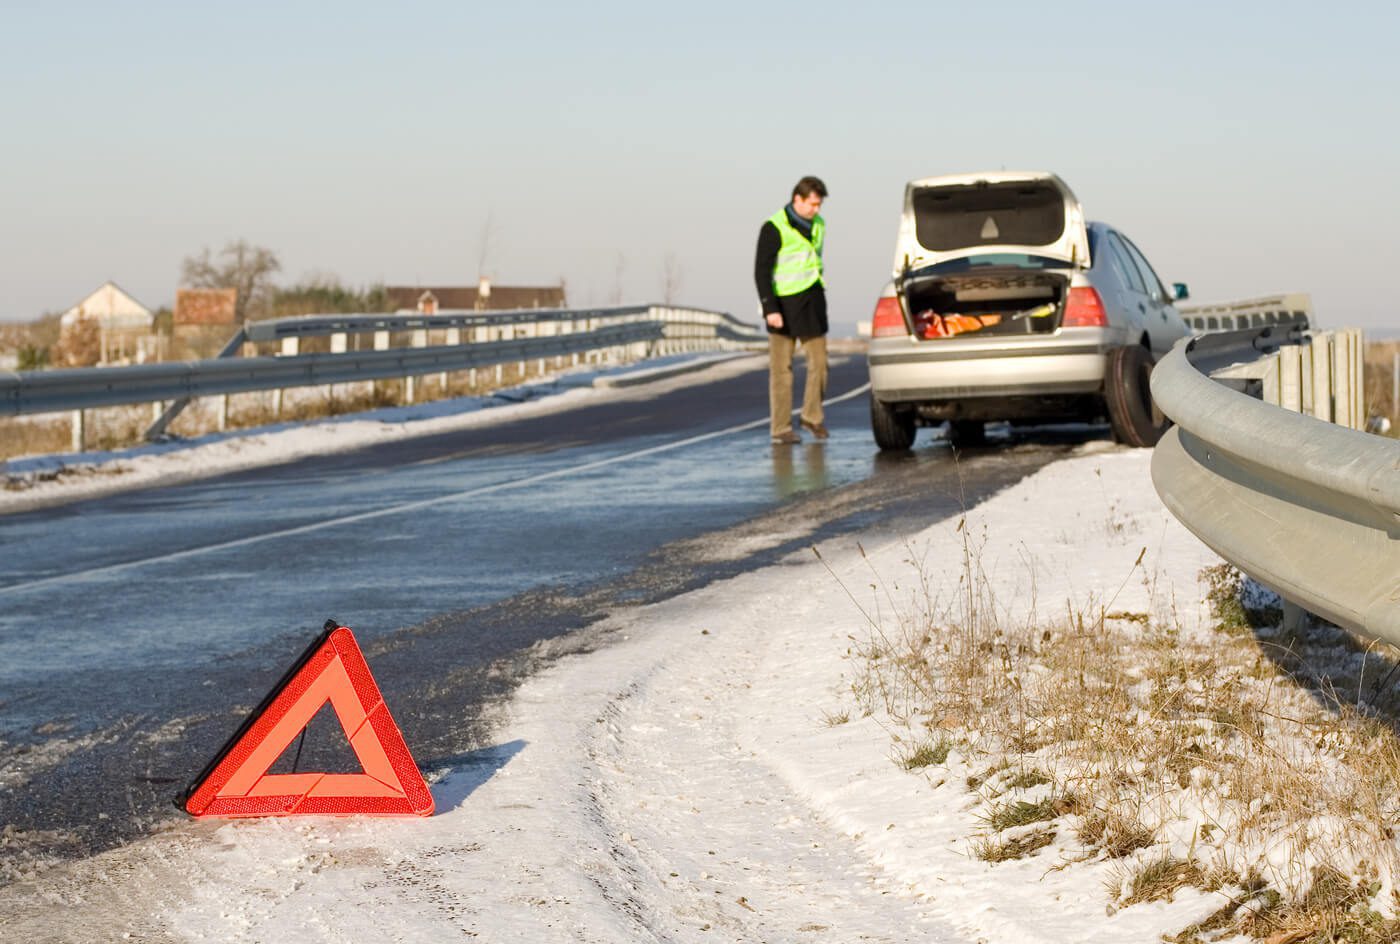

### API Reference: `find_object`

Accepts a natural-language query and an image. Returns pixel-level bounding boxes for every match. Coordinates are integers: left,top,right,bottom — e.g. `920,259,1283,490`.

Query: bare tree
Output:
52,314,101,367
181,240,281,321
660,251,683,306
476,211,497,280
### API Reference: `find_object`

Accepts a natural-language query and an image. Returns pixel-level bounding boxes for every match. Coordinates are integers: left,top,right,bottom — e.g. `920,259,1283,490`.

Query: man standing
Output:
755,176,829,444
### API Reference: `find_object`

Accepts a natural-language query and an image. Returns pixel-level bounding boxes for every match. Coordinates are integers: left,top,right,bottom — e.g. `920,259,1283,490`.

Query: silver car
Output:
866,171,1190,450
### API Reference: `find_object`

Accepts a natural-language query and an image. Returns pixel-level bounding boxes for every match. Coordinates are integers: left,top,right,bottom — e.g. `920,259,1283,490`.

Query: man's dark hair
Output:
792,176,828,199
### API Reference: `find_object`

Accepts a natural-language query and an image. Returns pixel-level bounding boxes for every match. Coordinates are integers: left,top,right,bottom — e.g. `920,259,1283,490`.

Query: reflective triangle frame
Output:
181,623,434,818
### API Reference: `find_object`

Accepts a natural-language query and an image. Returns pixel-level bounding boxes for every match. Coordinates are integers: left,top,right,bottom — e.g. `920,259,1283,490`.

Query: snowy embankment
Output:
10,447,1258,943
0,352,755,514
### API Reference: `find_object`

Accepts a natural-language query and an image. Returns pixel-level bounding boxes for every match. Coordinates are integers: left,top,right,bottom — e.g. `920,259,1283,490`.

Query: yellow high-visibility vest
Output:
768,208,825,297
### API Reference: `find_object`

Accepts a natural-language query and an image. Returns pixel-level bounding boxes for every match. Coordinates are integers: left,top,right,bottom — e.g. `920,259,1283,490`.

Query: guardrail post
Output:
372,330,390,402
274,336,300,419
1351,330,1365,430
1309,334,1332,421
1333,333,1353,429
218,395,230,431
442,327,460,392
1279,345,1303,412
71,409,85,452
145,326,247,442
406,329,427,404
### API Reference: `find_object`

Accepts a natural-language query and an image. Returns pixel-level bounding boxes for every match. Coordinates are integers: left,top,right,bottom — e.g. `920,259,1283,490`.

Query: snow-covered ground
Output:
5,444,1244,943
0,352,759,514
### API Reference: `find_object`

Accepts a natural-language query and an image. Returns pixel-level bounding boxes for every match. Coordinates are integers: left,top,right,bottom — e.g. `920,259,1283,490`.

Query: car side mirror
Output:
1172,282,1190,301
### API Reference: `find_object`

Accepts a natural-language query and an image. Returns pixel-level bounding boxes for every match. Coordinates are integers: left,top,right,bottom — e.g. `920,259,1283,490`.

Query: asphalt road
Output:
0,354,1107,881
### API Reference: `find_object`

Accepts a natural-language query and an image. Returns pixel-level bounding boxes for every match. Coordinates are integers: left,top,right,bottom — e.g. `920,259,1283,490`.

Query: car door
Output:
1116,233,1181,356
1102,230,1152,337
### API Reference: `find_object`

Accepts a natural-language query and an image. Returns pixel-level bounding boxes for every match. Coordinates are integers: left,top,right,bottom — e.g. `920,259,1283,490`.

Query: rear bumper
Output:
868,330,1120,404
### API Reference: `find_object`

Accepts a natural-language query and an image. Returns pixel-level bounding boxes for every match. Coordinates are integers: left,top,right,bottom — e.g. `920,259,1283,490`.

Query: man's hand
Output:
764,312,784,329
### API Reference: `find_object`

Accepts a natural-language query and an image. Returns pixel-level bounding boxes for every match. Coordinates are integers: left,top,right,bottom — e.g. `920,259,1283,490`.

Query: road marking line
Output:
0,383,871,595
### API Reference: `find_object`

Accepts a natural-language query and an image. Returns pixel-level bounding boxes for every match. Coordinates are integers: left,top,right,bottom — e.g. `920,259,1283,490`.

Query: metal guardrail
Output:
2,323,661,415
1177,292,1314,334
239,304,660,342
1150,322,1400,646
0,305,766,445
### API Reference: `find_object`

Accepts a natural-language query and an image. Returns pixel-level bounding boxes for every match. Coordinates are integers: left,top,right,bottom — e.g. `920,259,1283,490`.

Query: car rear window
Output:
913,181,1066,251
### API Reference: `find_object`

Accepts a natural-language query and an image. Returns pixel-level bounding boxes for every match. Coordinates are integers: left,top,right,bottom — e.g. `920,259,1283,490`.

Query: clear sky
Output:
2,1,1397,335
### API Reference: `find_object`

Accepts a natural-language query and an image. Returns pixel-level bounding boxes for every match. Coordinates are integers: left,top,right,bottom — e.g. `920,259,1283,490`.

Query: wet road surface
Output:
0,355,1108,880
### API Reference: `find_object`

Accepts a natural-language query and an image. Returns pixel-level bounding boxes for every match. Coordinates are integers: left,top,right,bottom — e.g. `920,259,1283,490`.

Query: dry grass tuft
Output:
824,528,1400,941
981,795,1072,831
973,827,1057,863
900,737,952,770
1224,867,1400,944
1078,809,1156,859
1113,852,1205,905
0,418,72,463
1003,767,1052,791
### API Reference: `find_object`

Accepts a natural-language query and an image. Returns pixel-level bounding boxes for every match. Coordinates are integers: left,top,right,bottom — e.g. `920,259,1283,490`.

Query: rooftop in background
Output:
61,281,154,331
386,278,566,314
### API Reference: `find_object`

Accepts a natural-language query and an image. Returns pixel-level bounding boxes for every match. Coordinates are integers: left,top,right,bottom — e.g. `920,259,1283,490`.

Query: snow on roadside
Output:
0,353,760,515
6,446,1237,943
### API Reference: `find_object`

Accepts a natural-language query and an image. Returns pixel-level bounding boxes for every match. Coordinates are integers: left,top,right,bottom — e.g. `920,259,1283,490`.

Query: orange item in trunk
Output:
916,311,1002,339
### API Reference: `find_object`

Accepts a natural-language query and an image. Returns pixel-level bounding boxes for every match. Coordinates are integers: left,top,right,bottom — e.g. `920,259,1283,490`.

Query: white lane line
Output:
1,383,871,596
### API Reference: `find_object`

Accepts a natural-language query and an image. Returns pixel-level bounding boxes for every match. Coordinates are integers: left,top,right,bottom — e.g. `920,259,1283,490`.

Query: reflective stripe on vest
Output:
768,209,825,297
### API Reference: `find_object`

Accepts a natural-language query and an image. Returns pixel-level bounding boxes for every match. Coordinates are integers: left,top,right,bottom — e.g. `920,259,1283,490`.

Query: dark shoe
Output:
771,430,801,444
800,419,829,440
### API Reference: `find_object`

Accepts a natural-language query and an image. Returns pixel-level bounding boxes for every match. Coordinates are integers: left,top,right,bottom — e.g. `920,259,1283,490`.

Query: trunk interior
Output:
901,269,1068,340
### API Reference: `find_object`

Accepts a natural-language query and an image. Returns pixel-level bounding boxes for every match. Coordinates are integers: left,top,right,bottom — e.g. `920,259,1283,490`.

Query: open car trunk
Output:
900,268,1069,340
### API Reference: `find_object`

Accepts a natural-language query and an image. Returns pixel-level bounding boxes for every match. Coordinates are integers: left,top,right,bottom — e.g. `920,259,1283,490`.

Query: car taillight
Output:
1062,287,1107,327
871,296,907,337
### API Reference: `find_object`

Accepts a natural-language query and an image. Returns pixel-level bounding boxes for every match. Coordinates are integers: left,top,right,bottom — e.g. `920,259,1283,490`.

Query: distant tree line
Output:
182,240,392,320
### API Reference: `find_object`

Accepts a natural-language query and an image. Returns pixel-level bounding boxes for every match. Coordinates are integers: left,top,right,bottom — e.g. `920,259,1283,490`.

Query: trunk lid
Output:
892,171,1090,275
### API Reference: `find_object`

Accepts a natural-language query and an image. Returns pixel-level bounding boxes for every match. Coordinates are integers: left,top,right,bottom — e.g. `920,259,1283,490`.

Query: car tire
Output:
1104,345,1168,447
947,419,986,447
871,395,916,451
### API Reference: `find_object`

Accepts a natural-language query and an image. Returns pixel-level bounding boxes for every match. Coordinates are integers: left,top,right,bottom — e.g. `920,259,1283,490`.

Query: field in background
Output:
1366,339,1399,432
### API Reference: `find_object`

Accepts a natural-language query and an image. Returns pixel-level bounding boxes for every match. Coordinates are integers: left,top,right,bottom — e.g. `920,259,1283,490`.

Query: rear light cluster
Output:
1062,287,1107,327
871,296,907,337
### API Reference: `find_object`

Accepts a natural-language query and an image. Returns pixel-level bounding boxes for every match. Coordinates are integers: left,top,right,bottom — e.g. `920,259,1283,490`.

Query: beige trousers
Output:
768,334,828,437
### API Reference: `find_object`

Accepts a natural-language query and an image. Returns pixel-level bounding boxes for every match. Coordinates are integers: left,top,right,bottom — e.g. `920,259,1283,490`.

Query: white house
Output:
60,281,158,363
61,281,154,332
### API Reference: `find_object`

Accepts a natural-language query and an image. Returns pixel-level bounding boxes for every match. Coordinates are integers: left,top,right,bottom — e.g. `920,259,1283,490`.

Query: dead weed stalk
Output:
821,523,1400,941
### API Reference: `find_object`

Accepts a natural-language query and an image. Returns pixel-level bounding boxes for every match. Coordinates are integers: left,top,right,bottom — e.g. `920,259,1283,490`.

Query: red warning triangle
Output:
182,624,434,818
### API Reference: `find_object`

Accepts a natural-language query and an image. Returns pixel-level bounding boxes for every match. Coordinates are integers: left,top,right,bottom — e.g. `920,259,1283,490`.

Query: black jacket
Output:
754,214,828,339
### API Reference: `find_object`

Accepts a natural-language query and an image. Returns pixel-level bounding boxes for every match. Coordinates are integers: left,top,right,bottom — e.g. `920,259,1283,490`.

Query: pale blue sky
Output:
2,1,1397,334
